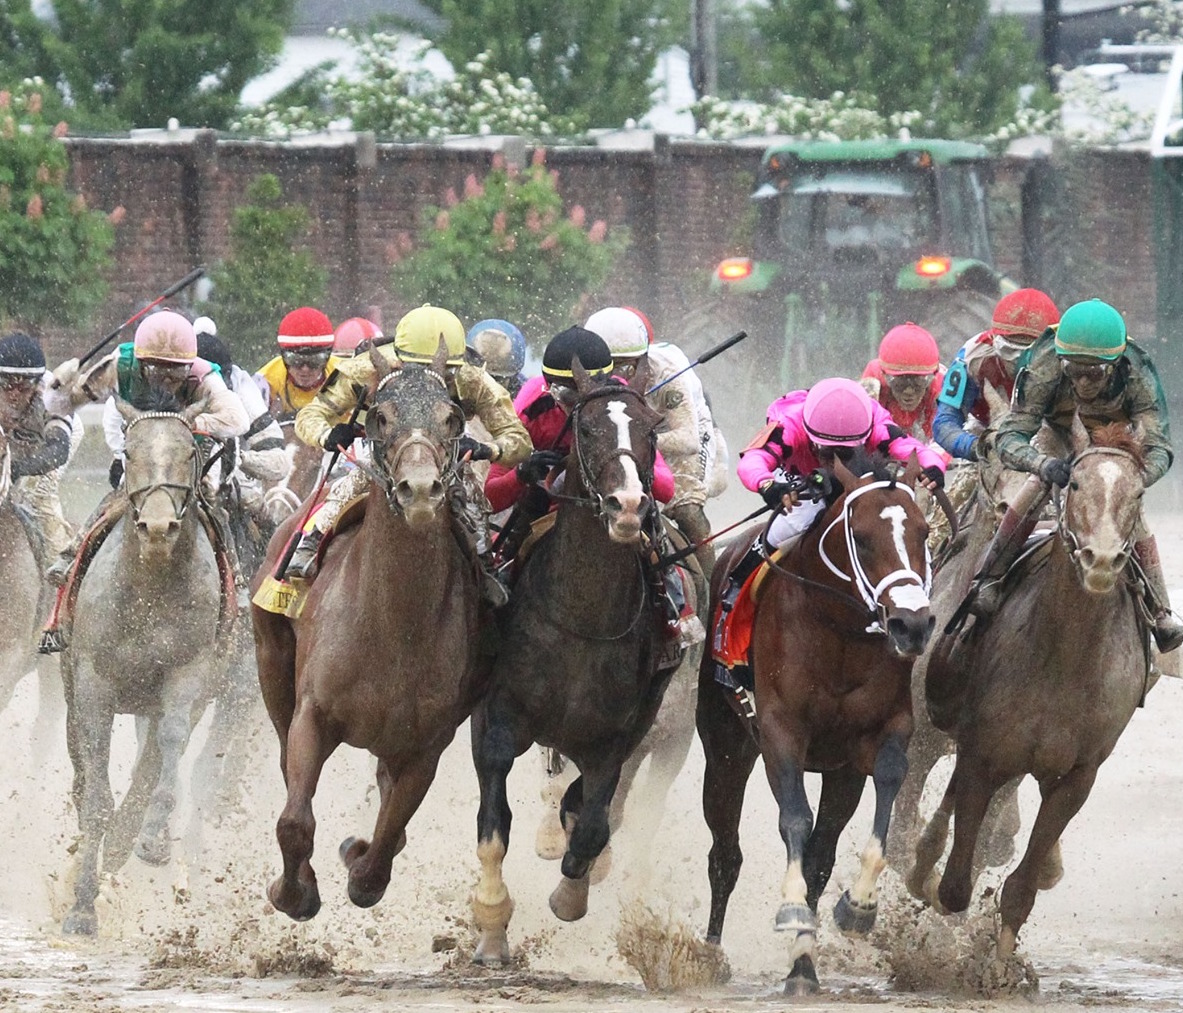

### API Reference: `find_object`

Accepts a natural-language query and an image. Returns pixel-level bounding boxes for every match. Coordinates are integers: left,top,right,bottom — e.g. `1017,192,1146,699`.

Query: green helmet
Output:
1054,299,1127,361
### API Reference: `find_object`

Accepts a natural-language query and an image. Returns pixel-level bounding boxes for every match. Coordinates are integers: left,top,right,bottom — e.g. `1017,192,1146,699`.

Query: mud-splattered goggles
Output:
282,349,332,372
1061,360,1113,383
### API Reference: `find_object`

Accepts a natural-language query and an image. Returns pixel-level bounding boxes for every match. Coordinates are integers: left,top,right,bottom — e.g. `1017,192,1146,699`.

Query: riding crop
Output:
645,330,747,396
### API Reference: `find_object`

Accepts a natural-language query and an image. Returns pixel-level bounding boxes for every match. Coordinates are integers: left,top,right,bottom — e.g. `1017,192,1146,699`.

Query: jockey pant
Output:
767,497,827,549
15,416,83,559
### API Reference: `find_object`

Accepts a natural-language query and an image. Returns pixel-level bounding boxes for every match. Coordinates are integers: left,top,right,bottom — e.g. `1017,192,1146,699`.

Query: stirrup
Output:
1153,614,1183,654
45,554,74,588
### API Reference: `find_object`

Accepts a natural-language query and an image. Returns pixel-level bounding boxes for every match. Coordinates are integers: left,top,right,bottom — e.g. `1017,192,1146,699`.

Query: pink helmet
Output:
803,377,875,447
877,322,939,375
133,310,197,363
333,316,383,355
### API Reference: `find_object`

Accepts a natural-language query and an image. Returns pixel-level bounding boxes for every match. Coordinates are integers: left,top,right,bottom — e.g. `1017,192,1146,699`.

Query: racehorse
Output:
469,361,682,964
262,419,324,528
697,451,934,994
253,342,487,921
61,399,233,934
909,420,1150,960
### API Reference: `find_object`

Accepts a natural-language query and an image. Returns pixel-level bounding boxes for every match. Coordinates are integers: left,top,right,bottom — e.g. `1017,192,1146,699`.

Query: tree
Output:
0,81,116,331
0,0,294,130
201,175,328,367
720,0,1053,136
423,0,683,129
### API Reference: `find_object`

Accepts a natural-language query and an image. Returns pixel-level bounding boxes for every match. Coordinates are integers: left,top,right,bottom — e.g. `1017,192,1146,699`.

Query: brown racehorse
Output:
253,342,487,920
469,362,682,964
697,451,934,994
909,420,1150,961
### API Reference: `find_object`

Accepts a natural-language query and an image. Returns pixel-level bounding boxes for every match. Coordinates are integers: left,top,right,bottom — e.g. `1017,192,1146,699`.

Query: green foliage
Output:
0,0,293,130
393,155,626,342
0,81,115,330
429,0,681,129
717,0,1054,137
201,175,328,367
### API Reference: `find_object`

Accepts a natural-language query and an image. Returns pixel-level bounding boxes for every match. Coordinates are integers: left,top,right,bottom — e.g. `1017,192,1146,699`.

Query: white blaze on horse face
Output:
879,504,930,610
605,399,645,518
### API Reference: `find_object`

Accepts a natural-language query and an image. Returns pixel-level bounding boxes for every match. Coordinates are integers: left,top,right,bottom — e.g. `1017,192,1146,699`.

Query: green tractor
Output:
702,139,1014,394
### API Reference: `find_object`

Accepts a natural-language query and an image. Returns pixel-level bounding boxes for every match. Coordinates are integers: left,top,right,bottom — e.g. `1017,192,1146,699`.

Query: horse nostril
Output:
395,480,413,504
135,520,148,535
604,495,622,514
887,617,909,640
429,480,444,501
1079,547,1096,568
167,519,180,535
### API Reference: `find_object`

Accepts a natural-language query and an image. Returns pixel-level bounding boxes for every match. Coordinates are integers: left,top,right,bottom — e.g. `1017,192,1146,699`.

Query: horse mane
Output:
823,446,896,504
1088,422,1145,467
130,388,186,414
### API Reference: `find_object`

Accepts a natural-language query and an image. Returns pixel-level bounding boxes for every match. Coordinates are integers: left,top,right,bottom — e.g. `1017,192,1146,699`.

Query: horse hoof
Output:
473,927,511,966
833,890,877,935
784,955,820,995
133,831,171,867
347,867,389,909
339,836,368,867
534,815,567,861
62,908,98,936
774,903,816,933
938,877,970,915
548,874,589,922
588,844,612,885
268,876,321,922
997,926,1018,960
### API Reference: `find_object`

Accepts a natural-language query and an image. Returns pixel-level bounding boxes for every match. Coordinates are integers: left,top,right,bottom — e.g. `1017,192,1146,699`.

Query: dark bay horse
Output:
910,420,1150,961
697,452,934,994
62,400,232,935
470,362,679,964
253,343,486,921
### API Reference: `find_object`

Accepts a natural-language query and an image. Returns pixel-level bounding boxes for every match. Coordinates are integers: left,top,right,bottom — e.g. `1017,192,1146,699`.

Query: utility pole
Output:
1042,0,1062,92
689,0,718,100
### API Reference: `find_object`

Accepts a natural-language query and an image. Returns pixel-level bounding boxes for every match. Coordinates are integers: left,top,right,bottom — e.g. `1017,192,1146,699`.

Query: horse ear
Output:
901,449,922,488
831,453,858,491
432,334,449,376
1070,411,1090,456
571,356,594,394
115,397,139,424
629,357,652,394
368,342,392,383
983,381,1009,422
1130,419,1146,447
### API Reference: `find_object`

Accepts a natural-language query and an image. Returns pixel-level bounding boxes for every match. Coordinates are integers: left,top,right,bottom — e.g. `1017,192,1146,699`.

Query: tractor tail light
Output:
717,257,754,282
915,255,952,278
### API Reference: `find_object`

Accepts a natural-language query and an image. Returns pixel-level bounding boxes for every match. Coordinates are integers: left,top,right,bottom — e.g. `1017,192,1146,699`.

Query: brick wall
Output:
53,133,1160,366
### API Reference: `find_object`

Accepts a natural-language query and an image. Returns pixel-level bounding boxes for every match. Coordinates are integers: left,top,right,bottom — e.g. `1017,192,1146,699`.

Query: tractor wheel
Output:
913,288,998,359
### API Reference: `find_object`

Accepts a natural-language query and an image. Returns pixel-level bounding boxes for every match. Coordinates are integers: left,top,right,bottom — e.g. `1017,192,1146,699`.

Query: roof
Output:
291,0,442,35
761,139,990,167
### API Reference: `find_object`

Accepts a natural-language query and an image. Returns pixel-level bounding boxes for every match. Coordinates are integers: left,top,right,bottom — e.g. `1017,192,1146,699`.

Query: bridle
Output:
367,367,462,512
122,412,200,524
1057,445,1141,563
816,479,932,635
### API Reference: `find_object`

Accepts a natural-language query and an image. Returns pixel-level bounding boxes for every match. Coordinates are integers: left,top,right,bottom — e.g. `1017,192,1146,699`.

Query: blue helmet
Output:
467,319,526,377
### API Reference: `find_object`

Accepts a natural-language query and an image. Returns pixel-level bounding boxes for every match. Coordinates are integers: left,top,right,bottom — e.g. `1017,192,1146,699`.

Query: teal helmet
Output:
1054,299,1127,361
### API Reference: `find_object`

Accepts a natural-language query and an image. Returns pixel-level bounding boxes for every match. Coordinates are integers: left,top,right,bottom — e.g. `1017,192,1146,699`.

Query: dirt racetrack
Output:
3,422,1183,1012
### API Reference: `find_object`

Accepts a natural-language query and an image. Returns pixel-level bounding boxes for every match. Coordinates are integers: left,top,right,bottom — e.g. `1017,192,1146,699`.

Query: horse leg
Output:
889,718,948,866
535,748,575,861
62,683,114,936
551,759,621,922
134,666,205,866
268,701,338,922
802,765,866,914
975,776,1023,877
31,656,63,760
341,746,446,907
103,717,162,872
470,697,531,965
833,733,908,935
996,766,1096,959
253,609,297,781
697,669,760,946
938,752,999,914
907,767,956,907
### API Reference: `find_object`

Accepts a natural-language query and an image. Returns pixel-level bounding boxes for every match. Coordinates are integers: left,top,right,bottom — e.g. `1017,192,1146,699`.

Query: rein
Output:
122,412,200,522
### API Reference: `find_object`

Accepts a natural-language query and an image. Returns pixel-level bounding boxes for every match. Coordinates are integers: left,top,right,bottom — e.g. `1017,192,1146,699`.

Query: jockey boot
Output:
963,475,1050,619
45,545,76,588
286,528,324,580
1134,535,1183,653
720,542,765,612
478,552,510,609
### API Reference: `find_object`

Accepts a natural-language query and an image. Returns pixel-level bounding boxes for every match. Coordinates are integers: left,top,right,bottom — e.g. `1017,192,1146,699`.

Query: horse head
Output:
829,452,935,657
567,357,663,545
116,395,203,563
366,338,463,528
1060,416,1145,595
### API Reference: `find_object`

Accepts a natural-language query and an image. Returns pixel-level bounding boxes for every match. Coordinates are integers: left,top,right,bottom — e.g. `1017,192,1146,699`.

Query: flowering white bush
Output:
689,92,924,142
1055,65,1156,145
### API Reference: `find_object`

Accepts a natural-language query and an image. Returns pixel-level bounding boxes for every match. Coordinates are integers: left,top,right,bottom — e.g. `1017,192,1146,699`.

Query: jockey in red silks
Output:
720,377,946,606
861,322,946,439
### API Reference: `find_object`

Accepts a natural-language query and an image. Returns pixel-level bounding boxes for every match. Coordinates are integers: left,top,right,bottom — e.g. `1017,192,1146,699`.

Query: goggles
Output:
993,334,1031,364
814,445,856,463
547,380,579,407
886,373,931,395
140,361,191,383
282,348,332,372
1061,360,1113,383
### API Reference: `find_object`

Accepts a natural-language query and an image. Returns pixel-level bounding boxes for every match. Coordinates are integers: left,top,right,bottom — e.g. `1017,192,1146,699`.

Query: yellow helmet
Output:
394,305,467,366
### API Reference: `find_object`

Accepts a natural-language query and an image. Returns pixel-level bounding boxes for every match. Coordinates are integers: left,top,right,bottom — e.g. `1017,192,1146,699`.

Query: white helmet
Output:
585,306,649,360
193,316,217,338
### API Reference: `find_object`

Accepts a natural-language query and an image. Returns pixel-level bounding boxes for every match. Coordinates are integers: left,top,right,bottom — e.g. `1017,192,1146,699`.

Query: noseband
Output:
565,387,656,522
818,479,932,634
122,412,200,524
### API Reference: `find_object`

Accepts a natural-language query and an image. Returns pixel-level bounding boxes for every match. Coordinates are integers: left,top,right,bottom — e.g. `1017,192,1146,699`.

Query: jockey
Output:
967,298,1183,652
860,322,945,439
584,305,728,574
720,377,946,606
253,307,343,419
287,305,532,601
467,319,527,399
934,288,1061,460
0,333,83,563
333,316,383,358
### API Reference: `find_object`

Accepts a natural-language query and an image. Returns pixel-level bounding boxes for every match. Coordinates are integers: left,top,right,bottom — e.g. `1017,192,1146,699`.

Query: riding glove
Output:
921,465,945,490
323,422,357,452
457,435,495,461
516,449,566,484
1039,456,1072,487
108,458,124,489
760,481,797,509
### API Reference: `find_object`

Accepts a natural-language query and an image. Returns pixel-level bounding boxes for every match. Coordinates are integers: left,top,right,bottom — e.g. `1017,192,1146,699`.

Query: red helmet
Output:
877,323,939,376
277,307,335,350
803,378,875,447
333,316,383,355
990,288,1060,344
